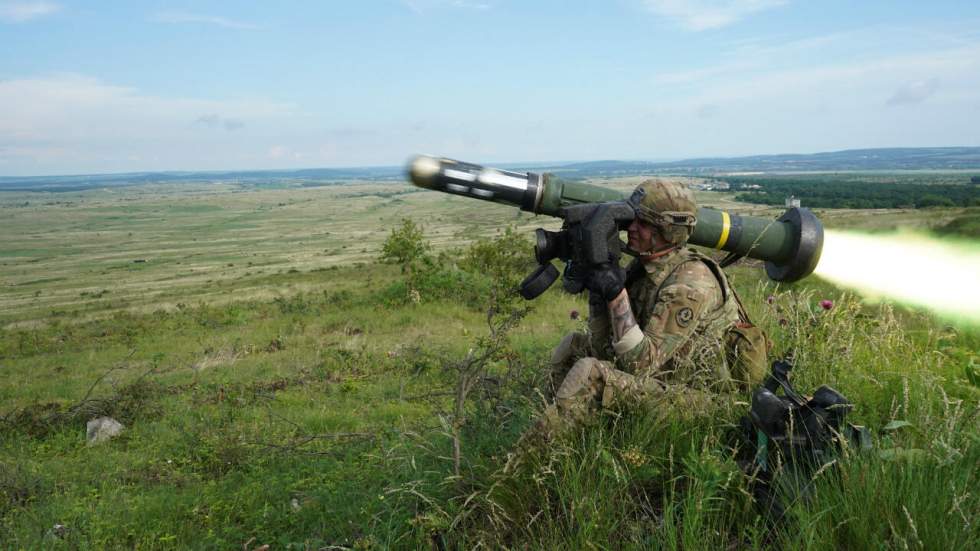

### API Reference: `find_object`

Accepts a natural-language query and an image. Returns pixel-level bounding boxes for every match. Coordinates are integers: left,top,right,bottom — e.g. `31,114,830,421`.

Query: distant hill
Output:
540,147,980,177
2,147,979,191
0,166,406,192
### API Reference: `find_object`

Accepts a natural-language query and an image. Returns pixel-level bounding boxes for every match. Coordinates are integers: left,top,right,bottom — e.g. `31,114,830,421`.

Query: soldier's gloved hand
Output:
586,262,627,302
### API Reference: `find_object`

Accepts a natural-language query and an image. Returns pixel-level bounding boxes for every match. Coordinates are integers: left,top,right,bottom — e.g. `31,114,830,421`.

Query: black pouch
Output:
726,322,770,389
737,359,872,523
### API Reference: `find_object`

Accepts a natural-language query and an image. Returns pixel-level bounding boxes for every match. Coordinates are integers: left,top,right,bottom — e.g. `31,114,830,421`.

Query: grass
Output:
0,180,977,549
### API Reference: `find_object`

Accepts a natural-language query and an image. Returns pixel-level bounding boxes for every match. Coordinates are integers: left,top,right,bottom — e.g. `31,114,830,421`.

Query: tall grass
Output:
411,288,979,549
1,231,976,548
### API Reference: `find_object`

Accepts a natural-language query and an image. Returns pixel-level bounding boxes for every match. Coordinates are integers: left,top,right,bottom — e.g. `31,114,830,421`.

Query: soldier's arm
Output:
590,259,639,361
609,263,718,375
588,293,615,361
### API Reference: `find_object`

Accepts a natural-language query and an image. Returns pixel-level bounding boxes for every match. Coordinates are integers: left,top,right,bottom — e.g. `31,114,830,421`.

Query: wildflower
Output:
570,309,580,320
820,299,834,310
621,447,647,467
766,295,775,305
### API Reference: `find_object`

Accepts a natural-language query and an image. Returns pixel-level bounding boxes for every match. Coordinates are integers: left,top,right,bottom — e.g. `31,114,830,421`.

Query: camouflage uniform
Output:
531,180,744,444
545,249,741,427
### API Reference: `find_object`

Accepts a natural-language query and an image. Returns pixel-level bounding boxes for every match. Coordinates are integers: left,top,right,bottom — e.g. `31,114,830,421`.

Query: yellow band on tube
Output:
714,211,731,249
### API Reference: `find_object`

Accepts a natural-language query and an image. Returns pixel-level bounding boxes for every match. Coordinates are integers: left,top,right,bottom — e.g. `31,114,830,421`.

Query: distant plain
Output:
0,174,976,549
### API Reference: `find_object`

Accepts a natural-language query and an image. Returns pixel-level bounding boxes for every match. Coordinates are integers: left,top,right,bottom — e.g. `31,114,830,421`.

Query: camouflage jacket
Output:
589,247,741,388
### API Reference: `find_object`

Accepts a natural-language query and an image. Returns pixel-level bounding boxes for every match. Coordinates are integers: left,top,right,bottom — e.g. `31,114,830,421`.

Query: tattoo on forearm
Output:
608,290,638,341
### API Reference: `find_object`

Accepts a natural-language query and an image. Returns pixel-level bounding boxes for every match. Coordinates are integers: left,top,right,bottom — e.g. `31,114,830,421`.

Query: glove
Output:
586,262,627,302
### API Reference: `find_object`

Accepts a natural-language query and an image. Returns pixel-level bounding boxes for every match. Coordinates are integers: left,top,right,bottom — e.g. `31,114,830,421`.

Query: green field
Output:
1,179,977,549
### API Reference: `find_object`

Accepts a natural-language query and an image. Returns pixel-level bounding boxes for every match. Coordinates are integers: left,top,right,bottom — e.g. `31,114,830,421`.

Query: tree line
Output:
729,177,980,209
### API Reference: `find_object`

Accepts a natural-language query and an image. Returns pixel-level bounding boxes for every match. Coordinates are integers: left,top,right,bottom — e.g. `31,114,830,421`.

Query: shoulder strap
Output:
650,250,722,306
675,250,756,325
698,254,755,325
696,250,756,325
692,252,729,305
697,253,754,325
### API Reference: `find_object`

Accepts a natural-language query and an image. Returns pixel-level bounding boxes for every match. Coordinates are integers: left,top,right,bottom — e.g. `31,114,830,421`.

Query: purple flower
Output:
820,300,834,311
766,295,776,305
570,309,580,320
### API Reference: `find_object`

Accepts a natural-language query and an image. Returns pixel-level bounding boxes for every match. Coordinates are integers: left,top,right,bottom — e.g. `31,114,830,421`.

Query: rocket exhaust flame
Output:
815,230,980,324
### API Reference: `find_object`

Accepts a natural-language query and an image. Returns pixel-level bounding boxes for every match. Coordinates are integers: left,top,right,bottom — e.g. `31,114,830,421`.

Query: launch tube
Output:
408,155,823,282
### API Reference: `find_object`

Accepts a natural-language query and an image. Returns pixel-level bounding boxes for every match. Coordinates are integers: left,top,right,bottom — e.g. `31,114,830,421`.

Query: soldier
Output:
519,179,763,450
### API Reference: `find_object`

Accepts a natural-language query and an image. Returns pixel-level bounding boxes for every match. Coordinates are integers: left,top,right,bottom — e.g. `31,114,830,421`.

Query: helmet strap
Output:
639,244,678,262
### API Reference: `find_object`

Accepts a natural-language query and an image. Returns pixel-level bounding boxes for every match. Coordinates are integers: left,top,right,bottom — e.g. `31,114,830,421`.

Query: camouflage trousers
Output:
546,331,594,397
506,334,654,470
506,332,722,470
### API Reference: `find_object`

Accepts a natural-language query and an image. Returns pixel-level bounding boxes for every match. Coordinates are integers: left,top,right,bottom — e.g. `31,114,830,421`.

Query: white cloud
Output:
653,31,849,85
0,75,294,174
268,145,304,160
195,114,245,131
401,0,493,14
654,45,977,111
451,0,491,9
0,1,59,23
152,10,259,30
887,78,940,106
624,42,980,157
643,0,786,31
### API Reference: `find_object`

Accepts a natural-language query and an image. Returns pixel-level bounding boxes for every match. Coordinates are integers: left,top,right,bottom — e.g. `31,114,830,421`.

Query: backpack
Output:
633,249,770,388
702,257,772,390
689,252,771,389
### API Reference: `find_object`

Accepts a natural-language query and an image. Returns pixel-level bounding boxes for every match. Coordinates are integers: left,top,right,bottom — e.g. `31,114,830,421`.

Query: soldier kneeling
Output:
514,179,767,458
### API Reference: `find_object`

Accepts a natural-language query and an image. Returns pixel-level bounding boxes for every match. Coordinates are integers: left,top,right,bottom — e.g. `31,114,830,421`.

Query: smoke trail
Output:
815,230,980,324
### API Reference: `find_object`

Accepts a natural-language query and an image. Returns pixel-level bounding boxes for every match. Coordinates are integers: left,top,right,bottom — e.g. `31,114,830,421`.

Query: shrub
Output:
379,218,430,271
459,227,536,300
933,214,980,239
379,221,535,310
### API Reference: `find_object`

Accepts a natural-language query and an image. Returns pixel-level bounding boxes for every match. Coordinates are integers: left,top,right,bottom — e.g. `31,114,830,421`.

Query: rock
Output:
44,523,69,542
86,417,125,445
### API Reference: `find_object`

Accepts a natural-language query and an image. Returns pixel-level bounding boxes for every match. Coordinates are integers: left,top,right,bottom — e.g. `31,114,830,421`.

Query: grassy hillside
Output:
1,182,976,549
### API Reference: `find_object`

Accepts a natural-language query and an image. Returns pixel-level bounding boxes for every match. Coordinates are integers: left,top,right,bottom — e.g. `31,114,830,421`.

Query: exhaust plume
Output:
815,229,980,325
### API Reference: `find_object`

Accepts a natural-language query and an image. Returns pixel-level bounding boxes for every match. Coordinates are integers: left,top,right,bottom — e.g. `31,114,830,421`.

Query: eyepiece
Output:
535,228,568,264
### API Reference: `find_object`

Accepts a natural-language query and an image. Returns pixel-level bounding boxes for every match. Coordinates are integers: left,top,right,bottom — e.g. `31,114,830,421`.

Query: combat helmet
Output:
628,179,698,246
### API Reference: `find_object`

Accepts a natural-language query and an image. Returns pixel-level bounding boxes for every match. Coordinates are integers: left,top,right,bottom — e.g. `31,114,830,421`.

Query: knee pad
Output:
556,358,602,401
550,331,589,366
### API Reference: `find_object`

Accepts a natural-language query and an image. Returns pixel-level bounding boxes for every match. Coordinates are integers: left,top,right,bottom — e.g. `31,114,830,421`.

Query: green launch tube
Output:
408,155,822,282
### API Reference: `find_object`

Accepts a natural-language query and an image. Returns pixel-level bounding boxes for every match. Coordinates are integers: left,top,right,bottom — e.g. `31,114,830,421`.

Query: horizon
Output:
2,1,980,176
1,145,978,181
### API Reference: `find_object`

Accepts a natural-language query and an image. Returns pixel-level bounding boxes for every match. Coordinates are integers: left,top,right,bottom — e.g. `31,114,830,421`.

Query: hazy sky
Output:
2,1,979,176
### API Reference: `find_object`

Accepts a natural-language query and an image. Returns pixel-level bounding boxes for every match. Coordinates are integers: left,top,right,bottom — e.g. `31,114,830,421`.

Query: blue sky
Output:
1,1,979,176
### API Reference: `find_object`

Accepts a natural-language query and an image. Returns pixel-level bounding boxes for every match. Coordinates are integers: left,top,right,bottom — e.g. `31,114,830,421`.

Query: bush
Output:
459,227,536,295
379,218,430,270
933,214,980,239
379,221,535,310
916,194,954,208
